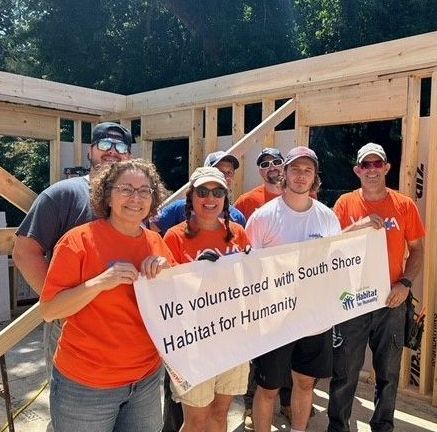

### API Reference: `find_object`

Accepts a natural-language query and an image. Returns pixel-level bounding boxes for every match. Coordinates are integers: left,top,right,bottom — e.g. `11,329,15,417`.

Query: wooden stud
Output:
232,103,245,200
138,116,147,160
73,120,83,167
189,109,204,175
204,106,218,159
262,98,275,148
295,95,309,147
138,115,154,161
400,77,421,198
399,77,422,391
49,118,62,184
143,140,153,162
427,72,437,403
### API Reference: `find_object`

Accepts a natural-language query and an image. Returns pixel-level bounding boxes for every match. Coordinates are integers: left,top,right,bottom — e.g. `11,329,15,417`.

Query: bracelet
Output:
399,277,412,289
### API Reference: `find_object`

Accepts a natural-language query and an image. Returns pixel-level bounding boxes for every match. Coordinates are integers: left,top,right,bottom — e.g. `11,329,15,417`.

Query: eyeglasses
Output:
112,184,154,198
94,138,130,154
194,186,227,198
359,160,385,169
259,158,284,169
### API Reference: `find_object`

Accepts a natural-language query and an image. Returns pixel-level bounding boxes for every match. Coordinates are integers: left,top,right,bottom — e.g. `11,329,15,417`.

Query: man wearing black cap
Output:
13,122,132,380
327,143,425,432
235,147,284,220
246,146,341,432
151,151,245,236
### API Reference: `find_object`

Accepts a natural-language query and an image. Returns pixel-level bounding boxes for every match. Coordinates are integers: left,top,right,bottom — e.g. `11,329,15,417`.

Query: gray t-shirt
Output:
16,176,94,257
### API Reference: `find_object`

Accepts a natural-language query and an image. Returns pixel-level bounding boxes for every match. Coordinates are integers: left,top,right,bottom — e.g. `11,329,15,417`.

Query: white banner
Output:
134,227,390,393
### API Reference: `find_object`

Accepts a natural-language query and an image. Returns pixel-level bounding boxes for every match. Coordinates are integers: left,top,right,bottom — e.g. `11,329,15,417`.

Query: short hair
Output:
91,159,170,219
282,163,321,194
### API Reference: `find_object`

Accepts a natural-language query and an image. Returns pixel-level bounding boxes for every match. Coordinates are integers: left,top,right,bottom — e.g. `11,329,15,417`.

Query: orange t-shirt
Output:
41,219,175,388
163,220,250,263
235,184,280,220
334,189,425,284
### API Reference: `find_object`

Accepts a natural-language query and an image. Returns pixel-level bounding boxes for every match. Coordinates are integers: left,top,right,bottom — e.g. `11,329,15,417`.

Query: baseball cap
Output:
189,167,228,190
204,151,240,169
256,148,284,166
356,143,387,164
284,146,319,168
91,122,133,149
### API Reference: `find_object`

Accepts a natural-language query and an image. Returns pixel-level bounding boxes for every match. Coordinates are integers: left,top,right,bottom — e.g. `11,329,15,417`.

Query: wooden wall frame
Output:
1,31,437,404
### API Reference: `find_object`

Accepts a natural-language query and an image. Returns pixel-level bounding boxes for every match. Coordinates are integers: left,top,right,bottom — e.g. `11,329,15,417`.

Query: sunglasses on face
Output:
112,184,154,198
259,158,284,169
359,160,385,169
194,186,227,198
94,138,129,154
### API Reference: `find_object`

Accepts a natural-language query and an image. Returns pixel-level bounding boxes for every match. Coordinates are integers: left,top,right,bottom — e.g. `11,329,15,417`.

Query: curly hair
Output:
184,186,234,242
281,163,321,194
91,159,170,219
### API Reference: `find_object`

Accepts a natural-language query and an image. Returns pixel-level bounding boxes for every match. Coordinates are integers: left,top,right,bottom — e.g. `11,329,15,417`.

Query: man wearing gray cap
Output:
151,151,245,236
246,146,341,432
13,122,133,380
327,143,425,432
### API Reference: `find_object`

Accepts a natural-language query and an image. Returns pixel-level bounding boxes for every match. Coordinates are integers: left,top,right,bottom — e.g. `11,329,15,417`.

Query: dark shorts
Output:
254,329,333,390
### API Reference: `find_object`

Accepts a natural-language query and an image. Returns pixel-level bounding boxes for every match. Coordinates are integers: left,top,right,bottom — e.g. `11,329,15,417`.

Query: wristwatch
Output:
399,277,413,288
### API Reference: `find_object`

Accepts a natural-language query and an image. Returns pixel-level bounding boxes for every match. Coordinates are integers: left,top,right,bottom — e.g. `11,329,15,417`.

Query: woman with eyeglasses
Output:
40,159,175,432
163,167,250,432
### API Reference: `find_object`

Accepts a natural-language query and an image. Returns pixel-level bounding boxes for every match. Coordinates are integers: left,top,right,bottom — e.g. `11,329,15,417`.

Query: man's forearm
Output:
403,240,424,282
12,236,49,295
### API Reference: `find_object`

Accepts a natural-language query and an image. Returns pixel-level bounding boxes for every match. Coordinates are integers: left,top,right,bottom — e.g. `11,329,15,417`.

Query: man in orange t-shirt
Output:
327,143,425,432
235,148,284,220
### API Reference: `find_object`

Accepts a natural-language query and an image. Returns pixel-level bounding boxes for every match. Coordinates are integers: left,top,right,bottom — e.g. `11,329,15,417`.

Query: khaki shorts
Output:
171,362,249,407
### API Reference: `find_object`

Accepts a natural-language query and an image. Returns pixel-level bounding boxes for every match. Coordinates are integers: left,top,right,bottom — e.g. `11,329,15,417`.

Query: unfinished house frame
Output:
0,31,436,405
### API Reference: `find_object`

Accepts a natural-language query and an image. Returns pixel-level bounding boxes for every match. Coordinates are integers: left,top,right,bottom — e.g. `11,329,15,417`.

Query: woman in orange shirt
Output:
40,159,174,432
164,167,250,432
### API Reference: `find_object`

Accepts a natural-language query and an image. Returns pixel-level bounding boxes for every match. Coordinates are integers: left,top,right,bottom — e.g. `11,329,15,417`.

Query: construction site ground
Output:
1,322,436,432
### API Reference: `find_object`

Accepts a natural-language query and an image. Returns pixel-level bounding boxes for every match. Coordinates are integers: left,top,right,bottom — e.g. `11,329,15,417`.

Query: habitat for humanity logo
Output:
340,292,355,310
339,288,379,311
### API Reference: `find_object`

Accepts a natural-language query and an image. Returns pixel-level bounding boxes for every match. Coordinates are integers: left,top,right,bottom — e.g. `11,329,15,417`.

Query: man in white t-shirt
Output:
245,146,341,432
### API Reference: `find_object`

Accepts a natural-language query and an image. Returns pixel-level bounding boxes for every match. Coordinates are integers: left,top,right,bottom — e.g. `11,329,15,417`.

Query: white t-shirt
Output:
246,196,341,336
246,196,341,249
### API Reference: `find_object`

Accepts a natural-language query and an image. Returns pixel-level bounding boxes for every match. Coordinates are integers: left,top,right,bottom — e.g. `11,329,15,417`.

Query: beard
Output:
286,182,312,195
265,171,283,185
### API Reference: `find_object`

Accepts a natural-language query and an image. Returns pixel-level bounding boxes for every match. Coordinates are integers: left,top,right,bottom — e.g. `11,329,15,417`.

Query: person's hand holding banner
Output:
134,227,390,394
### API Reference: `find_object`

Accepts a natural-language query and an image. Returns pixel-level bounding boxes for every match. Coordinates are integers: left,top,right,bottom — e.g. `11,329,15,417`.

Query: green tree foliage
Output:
0,136,49,226
2,0,437,92
293,0,437,56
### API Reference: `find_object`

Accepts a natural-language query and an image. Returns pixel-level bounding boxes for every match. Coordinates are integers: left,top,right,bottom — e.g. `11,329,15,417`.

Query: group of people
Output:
12,121,425,432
